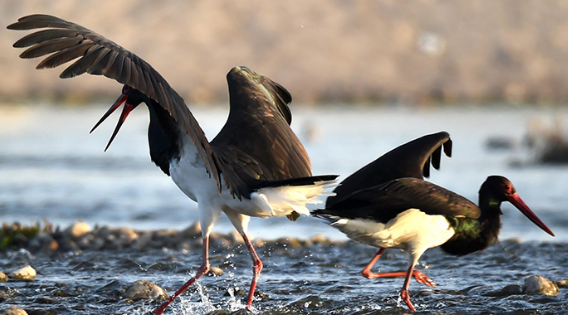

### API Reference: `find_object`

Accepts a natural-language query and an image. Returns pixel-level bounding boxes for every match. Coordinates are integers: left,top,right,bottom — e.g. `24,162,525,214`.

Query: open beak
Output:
90,93,135,151
508,193,555,237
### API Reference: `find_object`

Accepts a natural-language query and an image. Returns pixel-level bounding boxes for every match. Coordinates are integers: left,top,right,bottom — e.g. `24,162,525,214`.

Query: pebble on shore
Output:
64,221,91,239
9,265,36,280
124,280,169,301
0,307,28,315
0,272,8,282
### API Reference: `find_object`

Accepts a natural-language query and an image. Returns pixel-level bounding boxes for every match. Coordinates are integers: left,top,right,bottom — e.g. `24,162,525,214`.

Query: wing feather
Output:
326,131,452,207
19,37,84,58
60,45,104,78
14,29,80,48
9,14,222,192
211,67,310,198
36,41,95,69
318,178,480,224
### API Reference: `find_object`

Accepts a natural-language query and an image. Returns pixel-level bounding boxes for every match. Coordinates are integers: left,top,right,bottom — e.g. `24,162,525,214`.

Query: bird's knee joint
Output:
253,260,263,274
198,264,211,275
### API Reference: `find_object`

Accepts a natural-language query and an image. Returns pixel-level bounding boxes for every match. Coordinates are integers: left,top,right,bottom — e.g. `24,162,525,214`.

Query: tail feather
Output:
256,175,338,189
250,176,338,218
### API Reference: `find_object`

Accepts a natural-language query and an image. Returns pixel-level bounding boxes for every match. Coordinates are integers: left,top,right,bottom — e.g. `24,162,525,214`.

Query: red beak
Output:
508,192,555,237
90,93,135,151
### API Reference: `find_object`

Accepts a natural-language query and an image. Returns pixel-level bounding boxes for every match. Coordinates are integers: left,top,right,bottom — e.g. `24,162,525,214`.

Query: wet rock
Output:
208,266,224,276
179,221,201,238
10,265,36,280
228,230,244,245
291,294,325,309
275,237,302,248
76,233,95,249
501,284,522,294
210,233,232,248
96,279,123,294
55,234,80,252
114,227,138,248
556,278,568,288
488,284,522,296
308,234,327,244
34,296,58,304
124,280,169,301
0,307,28,315
95,226,111,239
153,229,177,248
90,237,105,250
522,275,559,296
0,272,8,282
132,232,152,250
252,238,266,248
64,221,91,239
28,232,58,252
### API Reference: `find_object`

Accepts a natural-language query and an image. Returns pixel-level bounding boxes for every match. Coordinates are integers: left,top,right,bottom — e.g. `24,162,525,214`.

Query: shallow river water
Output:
1,240,566,314
1,104,567,314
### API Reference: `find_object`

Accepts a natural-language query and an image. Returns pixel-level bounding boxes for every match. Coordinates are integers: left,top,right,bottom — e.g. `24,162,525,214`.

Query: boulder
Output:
522,275,559,296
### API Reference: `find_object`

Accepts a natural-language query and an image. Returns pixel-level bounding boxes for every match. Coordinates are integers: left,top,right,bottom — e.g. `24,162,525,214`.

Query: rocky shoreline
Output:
1,221,338,254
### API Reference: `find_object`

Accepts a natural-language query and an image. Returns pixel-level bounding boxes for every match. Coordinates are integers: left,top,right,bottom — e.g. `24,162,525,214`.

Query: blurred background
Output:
3,0,568,104
1,0,567,241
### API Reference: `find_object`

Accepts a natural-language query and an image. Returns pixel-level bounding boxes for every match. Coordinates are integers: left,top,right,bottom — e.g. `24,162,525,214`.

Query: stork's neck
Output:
441,191,502,256
147,100,182,175
475,192,503,243
478,191,503,221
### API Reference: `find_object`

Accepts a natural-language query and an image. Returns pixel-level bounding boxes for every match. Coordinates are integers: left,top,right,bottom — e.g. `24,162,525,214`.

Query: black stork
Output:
8,15,337,314
312,131,555,312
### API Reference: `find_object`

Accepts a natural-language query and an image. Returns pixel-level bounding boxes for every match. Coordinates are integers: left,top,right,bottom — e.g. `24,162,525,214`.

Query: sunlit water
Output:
1,104,567,314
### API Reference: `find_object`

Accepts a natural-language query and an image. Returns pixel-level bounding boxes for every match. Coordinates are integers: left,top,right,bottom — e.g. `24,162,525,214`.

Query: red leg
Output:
361,248,435,287
361,248,386,279
152,236,211,315
241,233,263,309
400,265,416,312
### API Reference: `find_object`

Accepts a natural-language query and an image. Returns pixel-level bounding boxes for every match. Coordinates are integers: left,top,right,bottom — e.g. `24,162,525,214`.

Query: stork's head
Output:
90,85,146,151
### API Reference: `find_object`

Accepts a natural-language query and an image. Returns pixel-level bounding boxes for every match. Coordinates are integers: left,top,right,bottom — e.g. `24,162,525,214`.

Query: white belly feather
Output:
168,135,336,219
330,208,455,259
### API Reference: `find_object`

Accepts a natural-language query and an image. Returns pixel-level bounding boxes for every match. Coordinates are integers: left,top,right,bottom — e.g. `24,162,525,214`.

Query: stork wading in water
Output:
312,132,554,312
9,15,337,314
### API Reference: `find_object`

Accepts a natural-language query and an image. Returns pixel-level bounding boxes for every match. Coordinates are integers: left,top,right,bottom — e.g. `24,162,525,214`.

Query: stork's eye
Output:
504,184,511,191
122,85,130,93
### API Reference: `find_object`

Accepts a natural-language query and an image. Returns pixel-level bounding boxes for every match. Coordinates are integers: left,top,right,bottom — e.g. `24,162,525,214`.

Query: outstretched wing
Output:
8,14,222,191
326,131,452,207
211,67,312,198
315,177,480,224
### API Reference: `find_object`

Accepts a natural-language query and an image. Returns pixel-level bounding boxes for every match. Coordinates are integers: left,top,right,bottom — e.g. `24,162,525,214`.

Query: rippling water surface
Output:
2,241,566,314
1,104,567,314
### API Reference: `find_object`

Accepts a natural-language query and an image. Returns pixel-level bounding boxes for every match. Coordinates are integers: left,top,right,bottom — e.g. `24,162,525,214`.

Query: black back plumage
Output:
211,67,312,198
321,177,480,224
